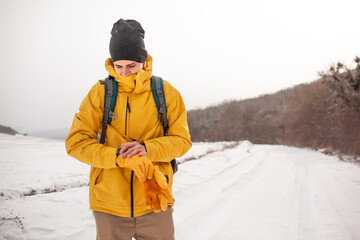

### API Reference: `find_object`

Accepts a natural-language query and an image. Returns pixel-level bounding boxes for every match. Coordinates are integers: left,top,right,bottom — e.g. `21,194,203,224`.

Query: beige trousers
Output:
93,207,175,240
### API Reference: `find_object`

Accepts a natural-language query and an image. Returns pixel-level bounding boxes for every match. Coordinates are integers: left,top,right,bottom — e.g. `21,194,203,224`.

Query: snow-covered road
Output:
0,134,359,239
174,145,360,239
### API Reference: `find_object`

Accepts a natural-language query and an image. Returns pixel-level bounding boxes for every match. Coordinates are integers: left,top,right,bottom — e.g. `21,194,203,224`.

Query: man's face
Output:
113,60,143,77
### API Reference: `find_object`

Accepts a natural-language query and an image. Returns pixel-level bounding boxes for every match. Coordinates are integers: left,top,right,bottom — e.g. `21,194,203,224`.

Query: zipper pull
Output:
127,102,131,113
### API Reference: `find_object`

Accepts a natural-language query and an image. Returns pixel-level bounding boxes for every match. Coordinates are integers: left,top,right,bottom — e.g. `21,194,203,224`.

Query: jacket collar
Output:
105,54,153,93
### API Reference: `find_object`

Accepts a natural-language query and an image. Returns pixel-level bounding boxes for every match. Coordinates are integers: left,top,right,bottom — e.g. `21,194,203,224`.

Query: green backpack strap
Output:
151,76,169,136
151,76,178,173
99,76,118,144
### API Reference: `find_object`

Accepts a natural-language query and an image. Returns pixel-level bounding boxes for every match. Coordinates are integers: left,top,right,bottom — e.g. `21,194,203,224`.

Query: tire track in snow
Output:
293,157,316,240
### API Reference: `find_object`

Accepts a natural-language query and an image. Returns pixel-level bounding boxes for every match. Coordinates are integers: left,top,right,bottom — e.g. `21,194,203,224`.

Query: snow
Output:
0,134,360,239
0,134,89,200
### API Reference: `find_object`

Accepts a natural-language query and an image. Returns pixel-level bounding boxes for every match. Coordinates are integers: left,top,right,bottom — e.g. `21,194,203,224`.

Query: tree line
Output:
187,57,360,157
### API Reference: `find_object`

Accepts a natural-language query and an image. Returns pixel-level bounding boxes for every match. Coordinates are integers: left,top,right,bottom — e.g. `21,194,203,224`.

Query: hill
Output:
28,128,69,140
0,125,18,135
187,57,360,157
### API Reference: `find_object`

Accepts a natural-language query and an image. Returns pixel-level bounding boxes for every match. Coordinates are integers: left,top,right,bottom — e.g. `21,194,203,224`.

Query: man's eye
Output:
129,64,136,68
115,65,122,69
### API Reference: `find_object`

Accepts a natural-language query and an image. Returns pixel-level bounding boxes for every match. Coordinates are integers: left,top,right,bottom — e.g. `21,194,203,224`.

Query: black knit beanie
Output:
109,19,148,63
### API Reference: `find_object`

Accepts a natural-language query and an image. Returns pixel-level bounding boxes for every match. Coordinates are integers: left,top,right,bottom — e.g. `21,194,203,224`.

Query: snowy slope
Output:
0,134,359,240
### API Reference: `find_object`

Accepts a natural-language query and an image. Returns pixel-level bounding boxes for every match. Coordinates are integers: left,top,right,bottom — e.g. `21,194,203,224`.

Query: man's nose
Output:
122,68,131,77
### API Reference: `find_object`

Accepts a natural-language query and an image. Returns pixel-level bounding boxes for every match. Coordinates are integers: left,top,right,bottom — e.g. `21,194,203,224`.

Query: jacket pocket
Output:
93,168,130,206
90,167,103,188
157,162,173,187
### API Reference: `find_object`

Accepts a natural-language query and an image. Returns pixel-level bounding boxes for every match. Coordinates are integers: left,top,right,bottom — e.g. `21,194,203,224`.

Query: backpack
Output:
99,75,178,173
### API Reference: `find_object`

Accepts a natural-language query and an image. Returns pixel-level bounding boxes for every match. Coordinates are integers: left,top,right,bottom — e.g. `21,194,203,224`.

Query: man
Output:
65,19,192,239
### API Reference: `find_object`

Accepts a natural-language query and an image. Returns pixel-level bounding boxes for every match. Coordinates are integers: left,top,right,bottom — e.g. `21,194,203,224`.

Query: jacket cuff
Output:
116,148,121,157
141,142,147,152
115,148,121,167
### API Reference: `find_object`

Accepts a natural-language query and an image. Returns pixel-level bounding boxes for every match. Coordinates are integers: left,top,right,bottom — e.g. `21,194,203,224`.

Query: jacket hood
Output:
105,54,153,93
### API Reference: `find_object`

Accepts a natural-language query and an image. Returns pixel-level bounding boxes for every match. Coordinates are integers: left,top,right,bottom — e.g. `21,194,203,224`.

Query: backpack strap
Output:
151,76,169,136
151,76,178,173
99,76,117,144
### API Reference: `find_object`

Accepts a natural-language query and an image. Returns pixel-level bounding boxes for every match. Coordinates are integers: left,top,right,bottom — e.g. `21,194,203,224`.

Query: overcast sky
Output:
0,0,359,134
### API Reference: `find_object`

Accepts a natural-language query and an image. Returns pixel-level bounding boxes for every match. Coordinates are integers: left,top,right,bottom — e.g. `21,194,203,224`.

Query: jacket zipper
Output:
125,96,134,217
125,96,131,136
130,171,134,217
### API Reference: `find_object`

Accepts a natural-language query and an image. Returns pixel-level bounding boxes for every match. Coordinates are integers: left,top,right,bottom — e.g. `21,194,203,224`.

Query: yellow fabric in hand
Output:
116,155,154,183
142,166,175,213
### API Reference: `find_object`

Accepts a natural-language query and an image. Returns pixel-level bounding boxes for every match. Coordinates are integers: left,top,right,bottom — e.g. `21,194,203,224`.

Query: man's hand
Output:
119,142,147,158
116,155,154,183
142,166,175,213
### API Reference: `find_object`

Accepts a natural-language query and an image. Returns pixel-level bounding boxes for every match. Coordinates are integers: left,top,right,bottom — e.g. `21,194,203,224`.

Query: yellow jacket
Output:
65,55,192,217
